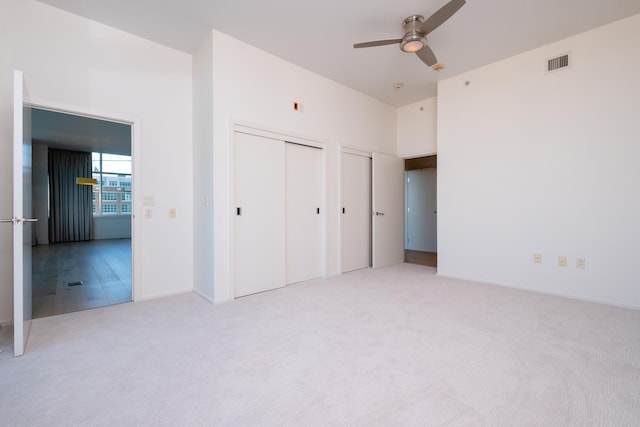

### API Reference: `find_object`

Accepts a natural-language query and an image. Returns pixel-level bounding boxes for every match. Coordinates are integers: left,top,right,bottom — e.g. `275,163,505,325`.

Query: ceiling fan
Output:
353,0,466,70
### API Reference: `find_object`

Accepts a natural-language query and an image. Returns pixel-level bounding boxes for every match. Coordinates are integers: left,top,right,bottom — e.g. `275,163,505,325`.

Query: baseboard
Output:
213,296,233,305
435,272,640,311
0,319,13,327
137,288,193,301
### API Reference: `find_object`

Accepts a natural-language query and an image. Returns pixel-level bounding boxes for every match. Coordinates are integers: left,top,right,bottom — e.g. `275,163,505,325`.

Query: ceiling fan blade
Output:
421,0,466,35
353,39,402,49
416,44,438,67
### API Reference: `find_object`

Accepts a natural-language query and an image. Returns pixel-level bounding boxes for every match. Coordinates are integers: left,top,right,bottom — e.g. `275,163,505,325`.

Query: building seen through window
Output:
92,152,132,215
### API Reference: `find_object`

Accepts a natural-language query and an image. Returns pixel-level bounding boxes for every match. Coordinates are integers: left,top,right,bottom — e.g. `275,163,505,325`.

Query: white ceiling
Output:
37,0,640,106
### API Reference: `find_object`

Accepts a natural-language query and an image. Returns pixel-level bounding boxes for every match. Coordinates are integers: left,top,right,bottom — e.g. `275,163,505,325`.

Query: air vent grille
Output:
547,54,570,72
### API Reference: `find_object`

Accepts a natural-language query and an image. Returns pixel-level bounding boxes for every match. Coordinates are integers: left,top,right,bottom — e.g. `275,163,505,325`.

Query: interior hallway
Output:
32,239,132,318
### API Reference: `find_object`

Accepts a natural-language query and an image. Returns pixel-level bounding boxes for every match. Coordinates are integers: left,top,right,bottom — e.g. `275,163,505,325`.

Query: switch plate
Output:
533,253,542,264
576,258,586,269
169,208,176,219
144,208,153,219
558,256,567,267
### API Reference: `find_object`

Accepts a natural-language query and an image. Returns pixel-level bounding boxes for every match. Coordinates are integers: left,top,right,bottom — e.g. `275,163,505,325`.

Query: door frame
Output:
26,96,142,302
340,148,405,271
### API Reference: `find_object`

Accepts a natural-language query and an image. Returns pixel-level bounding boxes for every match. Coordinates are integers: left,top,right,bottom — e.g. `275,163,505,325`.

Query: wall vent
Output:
547,54,570,73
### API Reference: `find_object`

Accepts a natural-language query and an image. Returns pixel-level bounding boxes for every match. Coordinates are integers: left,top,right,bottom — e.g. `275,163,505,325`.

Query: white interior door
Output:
234,132,285,297
341,152,371,272
406,168,437,252
286,143,323,284
9,70,34,357
372,152,404,268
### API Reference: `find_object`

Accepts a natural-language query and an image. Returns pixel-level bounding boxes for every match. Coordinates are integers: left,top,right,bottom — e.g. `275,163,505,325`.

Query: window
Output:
92,152,132,216
102,204,118,214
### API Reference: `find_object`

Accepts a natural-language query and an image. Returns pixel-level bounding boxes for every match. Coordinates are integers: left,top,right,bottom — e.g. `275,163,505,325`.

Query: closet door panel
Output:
372,152,404,268
286,143,323,284
341,152,371,272
235,132,285,297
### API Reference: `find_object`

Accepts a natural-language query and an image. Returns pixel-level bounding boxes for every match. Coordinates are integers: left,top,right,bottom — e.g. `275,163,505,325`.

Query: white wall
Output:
397,97,437,158
93,216,132,240
0,0,193,324
437,14,640,308
199,30,397,302
192,32,215,301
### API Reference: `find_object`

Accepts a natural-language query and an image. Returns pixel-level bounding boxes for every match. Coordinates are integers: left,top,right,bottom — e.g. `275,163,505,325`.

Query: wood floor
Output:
405,249,437,268
32,239,132,319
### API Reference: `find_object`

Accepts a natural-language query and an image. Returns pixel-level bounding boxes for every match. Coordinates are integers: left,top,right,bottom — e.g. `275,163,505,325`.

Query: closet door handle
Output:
237,207,242,216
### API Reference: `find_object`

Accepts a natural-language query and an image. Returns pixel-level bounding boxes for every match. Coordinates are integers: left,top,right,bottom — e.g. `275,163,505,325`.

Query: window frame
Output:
92,152,132,217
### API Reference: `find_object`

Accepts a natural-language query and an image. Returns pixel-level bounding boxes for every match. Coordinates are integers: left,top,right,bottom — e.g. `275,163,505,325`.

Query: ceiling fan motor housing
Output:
400,15,427,52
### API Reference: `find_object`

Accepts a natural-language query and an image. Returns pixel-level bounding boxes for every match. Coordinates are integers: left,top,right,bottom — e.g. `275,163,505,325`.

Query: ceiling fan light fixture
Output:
400,38,425,53
400,15,427,53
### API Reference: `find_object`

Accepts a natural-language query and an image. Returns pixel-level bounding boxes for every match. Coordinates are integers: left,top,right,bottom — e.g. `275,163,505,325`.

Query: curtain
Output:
48,148,93,243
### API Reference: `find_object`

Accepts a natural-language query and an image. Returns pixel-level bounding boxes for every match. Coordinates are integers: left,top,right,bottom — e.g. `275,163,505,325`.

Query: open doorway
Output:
30,108,133,318
404,155,437,268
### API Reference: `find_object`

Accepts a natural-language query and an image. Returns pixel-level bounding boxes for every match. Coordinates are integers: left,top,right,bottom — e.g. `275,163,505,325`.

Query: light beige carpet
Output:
1,263,639,426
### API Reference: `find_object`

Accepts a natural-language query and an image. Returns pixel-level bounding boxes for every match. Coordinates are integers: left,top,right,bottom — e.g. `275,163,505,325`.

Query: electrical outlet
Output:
558,256,567,267
576,258,586,269
533,253,542,264
144,208,153,219
169,208,177,219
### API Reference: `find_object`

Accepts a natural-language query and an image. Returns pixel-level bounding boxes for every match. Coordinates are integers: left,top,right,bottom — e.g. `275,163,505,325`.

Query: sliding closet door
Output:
286,143,323,284
234,132,285,297
341,152,371,272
